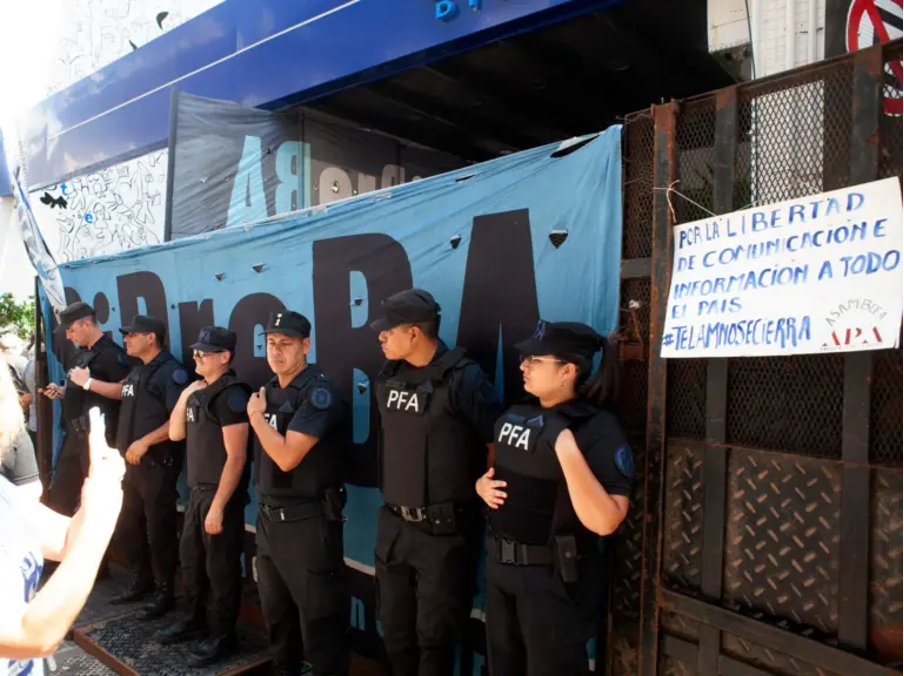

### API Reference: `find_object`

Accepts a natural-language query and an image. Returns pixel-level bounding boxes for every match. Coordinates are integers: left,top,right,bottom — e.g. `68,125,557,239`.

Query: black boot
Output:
187,631,238,668
109,567,154,605
138,582,175,621
154,613,208,644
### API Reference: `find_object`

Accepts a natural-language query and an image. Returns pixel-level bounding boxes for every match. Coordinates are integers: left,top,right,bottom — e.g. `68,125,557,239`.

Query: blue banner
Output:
47,127,622,668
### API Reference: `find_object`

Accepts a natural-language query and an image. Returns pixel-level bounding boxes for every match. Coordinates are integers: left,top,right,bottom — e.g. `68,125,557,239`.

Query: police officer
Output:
70,314,189,617
371,289,501,676
247,310,350,676
43,301,132,516
475,321,634,676
155,327,251,667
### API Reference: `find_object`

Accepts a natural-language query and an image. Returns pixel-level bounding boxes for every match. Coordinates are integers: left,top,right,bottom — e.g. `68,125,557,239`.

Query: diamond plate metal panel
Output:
661,609,700,642
869,469,903,662
611,436,646,621
723,449,841,636
609,628,639,676
721,633,844,676
659,654,696,676
663,443,705,594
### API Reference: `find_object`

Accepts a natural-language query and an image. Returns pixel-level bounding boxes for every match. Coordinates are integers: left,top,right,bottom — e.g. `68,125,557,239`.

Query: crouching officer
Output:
45,301,132,516
476,321,633,676
248,310,350,676
71,315,189,617
155,327,251,667
371,289,501,676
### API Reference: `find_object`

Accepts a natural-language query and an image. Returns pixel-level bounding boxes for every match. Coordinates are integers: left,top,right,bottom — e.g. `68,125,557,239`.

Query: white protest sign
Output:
662,177,903,358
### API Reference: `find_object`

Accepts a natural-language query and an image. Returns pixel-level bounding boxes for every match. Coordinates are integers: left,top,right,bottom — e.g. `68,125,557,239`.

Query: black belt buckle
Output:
498,538,517,565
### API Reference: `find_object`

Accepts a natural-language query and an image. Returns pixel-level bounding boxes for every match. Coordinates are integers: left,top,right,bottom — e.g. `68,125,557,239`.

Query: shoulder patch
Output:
172,369,189,386
310,387,332,411
227,389,249,414
614,444,635,478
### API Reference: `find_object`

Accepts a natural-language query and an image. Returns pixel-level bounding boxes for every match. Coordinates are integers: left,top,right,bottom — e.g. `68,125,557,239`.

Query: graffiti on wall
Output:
32,150,167,262
45,0,221,97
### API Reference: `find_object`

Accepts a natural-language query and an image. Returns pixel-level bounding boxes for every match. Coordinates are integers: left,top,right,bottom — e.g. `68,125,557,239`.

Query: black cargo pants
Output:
179,486,245,634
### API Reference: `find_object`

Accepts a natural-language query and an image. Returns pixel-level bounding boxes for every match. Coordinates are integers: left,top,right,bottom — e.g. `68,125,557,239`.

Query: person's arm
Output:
554,429,630,536
0,409,124,659
247,384,339,472
125,421,171,465
455,364,502,469
69,366,124,400
204,386,251,534
205,423,249,534
169,380,207,442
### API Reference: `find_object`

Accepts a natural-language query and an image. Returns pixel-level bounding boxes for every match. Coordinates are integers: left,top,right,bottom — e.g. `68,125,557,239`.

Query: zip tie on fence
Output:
652,180,717,221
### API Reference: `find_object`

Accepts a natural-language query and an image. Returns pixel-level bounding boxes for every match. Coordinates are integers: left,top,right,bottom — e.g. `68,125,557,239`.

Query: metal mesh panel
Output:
739,59,854,201
619,277,651,433
662,443,704,594
722,449,841,638
623,112,655,259
870,347,903,466
869,469,903,657
879,42,903,182
721,633,844,676
726,355,844,457
666,360,706,439
675,99,716,224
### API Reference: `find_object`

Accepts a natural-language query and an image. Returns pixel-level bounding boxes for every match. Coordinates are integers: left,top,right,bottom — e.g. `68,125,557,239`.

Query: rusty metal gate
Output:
609,40,903,676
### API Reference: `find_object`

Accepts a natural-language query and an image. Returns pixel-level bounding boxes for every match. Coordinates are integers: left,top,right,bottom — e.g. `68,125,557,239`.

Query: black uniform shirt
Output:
279,366,344,440
117,351,188,455
391,342,501,444
552,399,633,498
62,334,133,445
203,384,251,428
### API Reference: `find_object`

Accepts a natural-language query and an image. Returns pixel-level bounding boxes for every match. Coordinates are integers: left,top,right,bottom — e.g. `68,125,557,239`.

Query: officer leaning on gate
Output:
246,310,350,676
70,314,190,618
154,327,252,668
43,301,133,519
371,289,502,676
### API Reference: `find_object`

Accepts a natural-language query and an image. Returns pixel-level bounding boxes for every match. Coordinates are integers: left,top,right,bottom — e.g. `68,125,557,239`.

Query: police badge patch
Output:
311,387,332,410
614,444,635,478
172,369,189,385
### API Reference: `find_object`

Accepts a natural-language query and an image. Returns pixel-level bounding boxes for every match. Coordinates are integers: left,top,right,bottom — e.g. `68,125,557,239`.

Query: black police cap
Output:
59,301,95,328
369,289,440,332
190,326,236,353
262,311,311,339
119,315,167,340
515,320,605,362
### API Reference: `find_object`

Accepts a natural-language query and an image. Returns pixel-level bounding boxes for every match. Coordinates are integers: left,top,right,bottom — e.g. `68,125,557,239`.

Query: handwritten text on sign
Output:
662,178,903,358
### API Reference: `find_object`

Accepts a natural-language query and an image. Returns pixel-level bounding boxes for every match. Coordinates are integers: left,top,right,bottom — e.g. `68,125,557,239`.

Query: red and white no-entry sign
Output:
847,0,903,116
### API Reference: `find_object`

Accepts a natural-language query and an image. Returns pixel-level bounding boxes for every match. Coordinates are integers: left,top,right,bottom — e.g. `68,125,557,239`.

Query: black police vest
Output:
186,373,251,491
375,347,483,508
488,399,599,545
115,352,181,461
254,366,345,501
62,337,126,446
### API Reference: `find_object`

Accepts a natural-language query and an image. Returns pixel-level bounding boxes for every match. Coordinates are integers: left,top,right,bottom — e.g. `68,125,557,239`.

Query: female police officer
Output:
475,320,633,676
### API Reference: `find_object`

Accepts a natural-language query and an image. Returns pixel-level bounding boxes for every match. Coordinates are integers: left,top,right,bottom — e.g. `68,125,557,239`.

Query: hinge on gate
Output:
613,300,646,362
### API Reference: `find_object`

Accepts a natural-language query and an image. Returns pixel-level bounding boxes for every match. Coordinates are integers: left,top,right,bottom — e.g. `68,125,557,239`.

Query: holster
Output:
555,534,580,584
321,486,347,523
427,502,457,535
